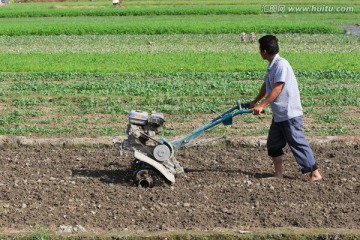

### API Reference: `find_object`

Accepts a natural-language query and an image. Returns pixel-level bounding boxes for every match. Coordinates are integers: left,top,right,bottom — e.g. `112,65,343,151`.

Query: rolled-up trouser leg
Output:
282,116,318,174
267,118,286,157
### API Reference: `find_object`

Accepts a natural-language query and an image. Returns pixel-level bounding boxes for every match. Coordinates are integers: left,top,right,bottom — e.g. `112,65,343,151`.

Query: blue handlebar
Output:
167,102,259,149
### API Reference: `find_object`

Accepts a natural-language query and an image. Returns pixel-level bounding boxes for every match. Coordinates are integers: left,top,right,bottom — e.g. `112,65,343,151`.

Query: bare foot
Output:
273,173,283,179
309,169,322,182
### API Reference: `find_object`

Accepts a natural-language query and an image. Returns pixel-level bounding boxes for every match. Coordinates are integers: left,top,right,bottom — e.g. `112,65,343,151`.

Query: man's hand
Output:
251,82,284,115
248,100,264,115
252,105,264,115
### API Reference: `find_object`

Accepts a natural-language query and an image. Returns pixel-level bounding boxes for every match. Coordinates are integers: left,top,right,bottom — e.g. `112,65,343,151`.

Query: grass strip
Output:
1,34,359,54
0,52,358,72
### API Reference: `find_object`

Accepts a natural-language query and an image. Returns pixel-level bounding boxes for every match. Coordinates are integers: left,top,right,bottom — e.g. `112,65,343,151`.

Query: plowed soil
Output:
0,137,359,234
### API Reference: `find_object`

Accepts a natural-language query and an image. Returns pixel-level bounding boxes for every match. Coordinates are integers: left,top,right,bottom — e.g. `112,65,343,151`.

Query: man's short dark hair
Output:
258,35,279,55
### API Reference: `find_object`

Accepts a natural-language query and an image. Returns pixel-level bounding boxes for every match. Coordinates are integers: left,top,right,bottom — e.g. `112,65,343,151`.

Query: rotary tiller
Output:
114,101,259,187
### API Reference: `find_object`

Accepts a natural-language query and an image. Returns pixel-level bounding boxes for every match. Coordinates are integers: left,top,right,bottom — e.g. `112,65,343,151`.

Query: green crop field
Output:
0,0,359,138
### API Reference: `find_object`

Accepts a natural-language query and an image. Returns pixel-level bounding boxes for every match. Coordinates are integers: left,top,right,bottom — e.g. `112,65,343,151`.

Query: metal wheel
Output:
134,168,167,188
153,144,171,162
135,169,153,188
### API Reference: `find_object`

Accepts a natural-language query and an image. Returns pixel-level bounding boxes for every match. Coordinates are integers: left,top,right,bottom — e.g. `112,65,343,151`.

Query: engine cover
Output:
128,110,148,126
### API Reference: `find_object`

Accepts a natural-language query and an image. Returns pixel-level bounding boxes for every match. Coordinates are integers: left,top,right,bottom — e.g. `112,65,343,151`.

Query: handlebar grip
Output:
241,102,251,109
237,101,251,110
236,101,250,110
246,109,265,114
237,101,265,113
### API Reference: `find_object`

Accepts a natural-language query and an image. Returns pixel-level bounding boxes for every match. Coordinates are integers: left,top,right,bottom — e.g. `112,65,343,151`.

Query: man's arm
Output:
249,82,266,108
253,82,284,115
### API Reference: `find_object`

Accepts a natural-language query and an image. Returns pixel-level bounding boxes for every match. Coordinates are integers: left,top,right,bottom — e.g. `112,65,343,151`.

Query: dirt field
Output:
0,136,359,235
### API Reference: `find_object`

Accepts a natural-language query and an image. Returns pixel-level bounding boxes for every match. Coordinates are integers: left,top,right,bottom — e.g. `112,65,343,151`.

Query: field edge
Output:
1,227,360,240
0,135,358,148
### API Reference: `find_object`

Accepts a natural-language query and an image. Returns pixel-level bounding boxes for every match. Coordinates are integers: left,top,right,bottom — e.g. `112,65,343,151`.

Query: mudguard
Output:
134,150,175,183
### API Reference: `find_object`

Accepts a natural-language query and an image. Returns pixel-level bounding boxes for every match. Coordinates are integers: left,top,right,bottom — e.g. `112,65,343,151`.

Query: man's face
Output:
259,47,267,60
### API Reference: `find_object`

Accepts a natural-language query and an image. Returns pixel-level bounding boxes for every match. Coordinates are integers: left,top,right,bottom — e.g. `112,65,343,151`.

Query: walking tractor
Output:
114,101,261,187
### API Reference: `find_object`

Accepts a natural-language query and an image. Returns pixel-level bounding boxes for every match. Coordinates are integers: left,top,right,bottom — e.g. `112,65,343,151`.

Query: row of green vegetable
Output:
0,0,358,18
1,14,357,35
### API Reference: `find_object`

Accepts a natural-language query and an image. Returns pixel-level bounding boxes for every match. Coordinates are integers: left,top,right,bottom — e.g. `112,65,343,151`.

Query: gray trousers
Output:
267,116,318,174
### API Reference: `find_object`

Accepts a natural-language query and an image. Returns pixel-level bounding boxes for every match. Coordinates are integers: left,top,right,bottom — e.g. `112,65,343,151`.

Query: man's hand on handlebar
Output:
252,105,264,115
244,101,266,115
239,101,265,115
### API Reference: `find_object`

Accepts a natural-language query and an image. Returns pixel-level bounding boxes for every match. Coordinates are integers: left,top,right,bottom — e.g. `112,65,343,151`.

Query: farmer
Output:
249,35,322,181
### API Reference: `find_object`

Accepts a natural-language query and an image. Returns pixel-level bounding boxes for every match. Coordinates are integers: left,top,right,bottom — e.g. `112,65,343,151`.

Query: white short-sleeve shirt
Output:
265,54,303,122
